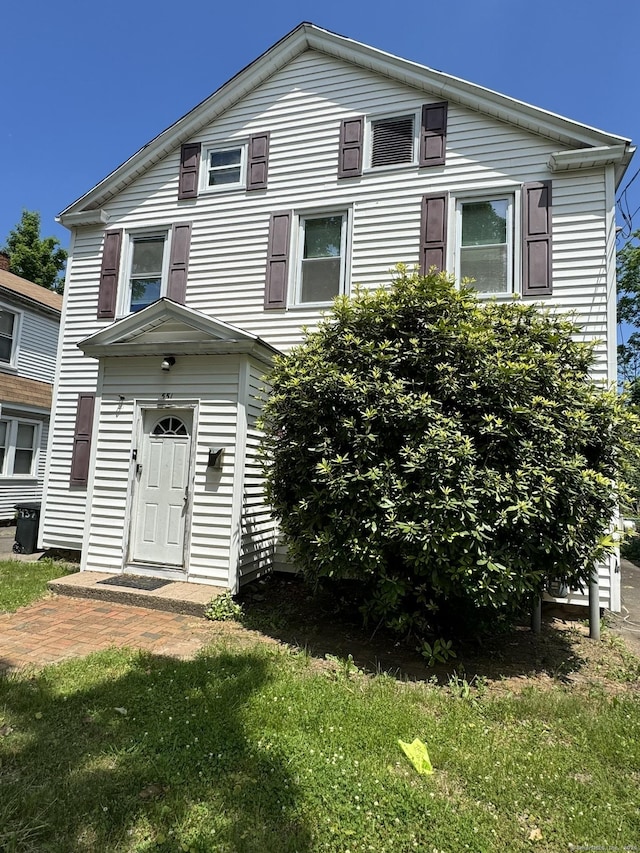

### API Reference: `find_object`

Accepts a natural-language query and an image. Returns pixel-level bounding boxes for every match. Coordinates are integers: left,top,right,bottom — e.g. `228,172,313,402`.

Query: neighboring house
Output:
0,253,62,521
41,23,634,610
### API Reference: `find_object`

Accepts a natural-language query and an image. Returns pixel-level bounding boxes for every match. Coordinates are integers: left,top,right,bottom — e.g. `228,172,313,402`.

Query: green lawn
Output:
0,558,76,613
1,643,639,853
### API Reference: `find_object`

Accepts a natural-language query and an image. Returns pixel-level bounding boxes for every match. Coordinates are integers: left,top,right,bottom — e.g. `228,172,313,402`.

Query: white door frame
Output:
123,400,198,578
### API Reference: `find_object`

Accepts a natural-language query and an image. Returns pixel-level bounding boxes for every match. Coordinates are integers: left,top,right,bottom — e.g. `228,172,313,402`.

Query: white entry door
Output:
131,409,193,567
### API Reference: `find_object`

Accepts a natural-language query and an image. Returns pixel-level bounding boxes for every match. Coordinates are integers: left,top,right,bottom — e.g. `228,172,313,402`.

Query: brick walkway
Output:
0,595,220,674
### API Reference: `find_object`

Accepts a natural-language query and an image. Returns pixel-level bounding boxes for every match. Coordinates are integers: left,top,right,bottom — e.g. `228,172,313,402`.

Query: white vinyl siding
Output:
82,355,240,583
43,50,618,605
239,360,275,584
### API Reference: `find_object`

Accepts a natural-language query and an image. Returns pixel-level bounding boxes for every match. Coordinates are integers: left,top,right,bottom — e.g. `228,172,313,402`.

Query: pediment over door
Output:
79,298,280,364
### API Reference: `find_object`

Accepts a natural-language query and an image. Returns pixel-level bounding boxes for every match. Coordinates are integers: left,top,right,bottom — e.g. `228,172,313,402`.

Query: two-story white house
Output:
0,253,62,521
41,23,634,609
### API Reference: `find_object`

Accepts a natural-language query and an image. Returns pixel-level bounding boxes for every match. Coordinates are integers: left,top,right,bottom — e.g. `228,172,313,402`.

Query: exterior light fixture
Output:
207,447,224,469
161,356,176,372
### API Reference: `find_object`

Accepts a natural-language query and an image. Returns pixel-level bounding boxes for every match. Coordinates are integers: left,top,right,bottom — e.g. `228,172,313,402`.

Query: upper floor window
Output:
295,213,348,306
455,196,513,295
205,145,245,190
124,233,170,314
0,308,18,366
371,114,415,167
0,418,39,477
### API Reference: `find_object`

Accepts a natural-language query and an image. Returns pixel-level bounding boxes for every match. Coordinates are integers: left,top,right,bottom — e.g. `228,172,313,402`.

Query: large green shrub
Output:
261,269,635,638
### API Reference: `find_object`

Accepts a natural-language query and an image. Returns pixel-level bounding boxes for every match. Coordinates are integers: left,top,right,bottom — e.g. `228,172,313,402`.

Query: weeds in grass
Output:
204,591,243,622
1,643,639,852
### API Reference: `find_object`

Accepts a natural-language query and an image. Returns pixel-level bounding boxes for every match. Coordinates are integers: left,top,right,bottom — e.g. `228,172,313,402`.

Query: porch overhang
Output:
78,298,281,366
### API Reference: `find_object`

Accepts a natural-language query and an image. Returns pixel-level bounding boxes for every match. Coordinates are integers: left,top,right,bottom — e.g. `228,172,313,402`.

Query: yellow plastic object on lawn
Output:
398,738,434,775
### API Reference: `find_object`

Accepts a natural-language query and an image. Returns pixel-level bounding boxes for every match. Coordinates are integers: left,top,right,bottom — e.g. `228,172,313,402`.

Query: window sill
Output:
0,475,38,481
199,184,247,196
474,291,521,302
363,162,418,176
0,364,18,374
287,302,338,311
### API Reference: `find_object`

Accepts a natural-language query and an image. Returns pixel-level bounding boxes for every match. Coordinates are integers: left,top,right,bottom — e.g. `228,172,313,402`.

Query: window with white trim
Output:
455,196,514,294
0,307,19,366
294,213,348,305
0,418,40,477
204,145,245,190
122,231,170,314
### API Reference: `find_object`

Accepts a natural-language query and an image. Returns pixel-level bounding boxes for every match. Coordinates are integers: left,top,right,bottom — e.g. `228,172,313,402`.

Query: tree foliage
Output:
2,210,67,293
261,268,635,639
617,229,640,386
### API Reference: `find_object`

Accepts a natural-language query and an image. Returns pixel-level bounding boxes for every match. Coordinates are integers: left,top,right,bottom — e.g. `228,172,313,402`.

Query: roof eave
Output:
58,22,633,221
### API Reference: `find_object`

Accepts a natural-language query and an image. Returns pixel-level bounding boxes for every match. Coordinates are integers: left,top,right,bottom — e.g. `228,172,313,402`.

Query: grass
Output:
0,558,76,613
1,643,639,852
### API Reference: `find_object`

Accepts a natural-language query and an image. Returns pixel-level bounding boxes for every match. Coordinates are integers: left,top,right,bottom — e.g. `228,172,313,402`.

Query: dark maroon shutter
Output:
522,181,552,297
167,222,192,304
338,117,364,178
70,392,96,487
419,194,448,274
97,230,122,320
247,132,270,190
264,212,291,310
420,102,447,168
178,143,201,200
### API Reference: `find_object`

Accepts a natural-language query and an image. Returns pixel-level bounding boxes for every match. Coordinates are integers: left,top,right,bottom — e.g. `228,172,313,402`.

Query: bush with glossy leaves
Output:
261,268,636,638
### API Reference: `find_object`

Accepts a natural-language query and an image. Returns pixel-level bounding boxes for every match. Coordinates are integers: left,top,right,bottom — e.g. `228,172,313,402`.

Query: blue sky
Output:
2,0,639,255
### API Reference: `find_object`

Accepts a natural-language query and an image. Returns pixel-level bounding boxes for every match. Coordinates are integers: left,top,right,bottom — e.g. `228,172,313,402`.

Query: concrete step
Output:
48,571,224,618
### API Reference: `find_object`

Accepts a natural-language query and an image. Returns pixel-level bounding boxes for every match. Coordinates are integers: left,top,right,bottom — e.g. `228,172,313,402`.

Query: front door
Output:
130,408,193,567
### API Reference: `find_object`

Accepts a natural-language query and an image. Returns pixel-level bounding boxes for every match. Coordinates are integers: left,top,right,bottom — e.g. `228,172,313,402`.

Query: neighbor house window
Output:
295,213,348,305
370,114,415,167
205,146,244,189
125,233,169,313
456,197,513,294
0,418,39,476
0,308,18,365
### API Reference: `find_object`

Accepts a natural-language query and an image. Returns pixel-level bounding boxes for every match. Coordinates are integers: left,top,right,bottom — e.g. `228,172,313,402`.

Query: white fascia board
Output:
549,145,636,188
307,26,632,150
78,299,279,351
80,339,277,364
58,23,633,221
58,209,110,228
58,28,311,221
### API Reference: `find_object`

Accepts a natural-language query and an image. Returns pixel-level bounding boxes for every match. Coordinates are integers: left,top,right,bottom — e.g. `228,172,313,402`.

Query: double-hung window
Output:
0,418,39,477
0,308,19,366
456,196,514,294
205,145,244,189
124,232,169,314
295,213,348,305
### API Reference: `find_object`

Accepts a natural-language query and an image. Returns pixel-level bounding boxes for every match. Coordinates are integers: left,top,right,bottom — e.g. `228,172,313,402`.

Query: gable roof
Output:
78,298,280,364
0,267,63,314
59,23,634,226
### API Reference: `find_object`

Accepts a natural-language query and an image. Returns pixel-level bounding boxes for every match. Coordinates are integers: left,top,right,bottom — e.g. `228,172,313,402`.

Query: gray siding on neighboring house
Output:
0,413,49,520
10,309,59,383
1,283,60,522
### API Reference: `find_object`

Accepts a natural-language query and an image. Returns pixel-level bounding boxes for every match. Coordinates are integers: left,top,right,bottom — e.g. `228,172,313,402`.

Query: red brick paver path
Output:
0,596,220,673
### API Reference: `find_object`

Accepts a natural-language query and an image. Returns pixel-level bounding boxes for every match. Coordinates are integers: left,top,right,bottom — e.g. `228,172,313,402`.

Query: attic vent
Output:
371,115,415,167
